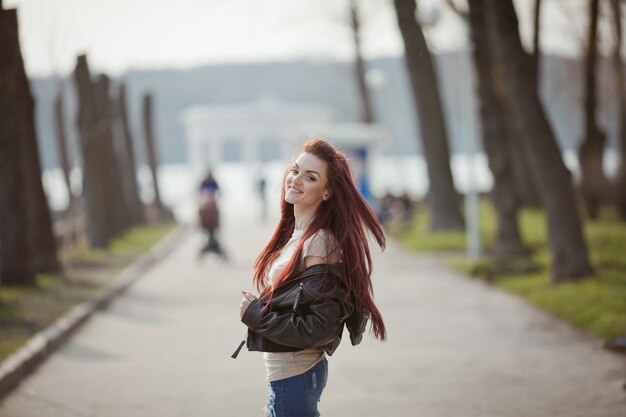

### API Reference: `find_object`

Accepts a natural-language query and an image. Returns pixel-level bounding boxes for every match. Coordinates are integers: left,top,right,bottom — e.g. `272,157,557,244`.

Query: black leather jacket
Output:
239,264,368,357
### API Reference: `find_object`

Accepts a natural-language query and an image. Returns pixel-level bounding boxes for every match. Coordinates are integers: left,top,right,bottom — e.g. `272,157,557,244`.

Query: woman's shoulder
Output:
302,229,340,262
304,229,336,249
310,228,335,240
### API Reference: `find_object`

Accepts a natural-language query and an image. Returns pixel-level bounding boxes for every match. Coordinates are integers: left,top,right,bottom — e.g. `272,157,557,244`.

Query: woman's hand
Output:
240,291,257,318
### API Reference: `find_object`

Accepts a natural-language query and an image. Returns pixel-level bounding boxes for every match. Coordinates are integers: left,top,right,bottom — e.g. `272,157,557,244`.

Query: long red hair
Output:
252,138,387,341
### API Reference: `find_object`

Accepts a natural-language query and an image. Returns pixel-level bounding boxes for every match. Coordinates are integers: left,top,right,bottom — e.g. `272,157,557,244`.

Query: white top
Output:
263,228,338,382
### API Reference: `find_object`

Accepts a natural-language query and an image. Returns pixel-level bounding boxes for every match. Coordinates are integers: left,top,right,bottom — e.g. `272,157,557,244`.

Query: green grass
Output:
110,223,176,255
0,335,31,362
393,202,626,340
0,222,178,361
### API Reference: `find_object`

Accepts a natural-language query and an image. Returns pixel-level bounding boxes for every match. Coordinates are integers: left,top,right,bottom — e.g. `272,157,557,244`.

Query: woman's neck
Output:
293,205,317,231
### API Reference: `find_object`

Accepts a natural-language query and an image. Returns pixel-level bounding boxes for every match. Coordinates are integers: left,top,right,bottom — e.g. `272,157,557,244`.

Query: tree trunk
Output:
446,0,540,209
142,93,165,215
578,0,609,219
21,85,61,273
53,87,74,206
94,74,129,235
0,7,36,285
467,0,525,260
350,0,375,123
73,55,112,248
485,0,592,282
493,0,542,208
610,0,626,220
393,0,464,230
3,7,60,274
115,83,144,225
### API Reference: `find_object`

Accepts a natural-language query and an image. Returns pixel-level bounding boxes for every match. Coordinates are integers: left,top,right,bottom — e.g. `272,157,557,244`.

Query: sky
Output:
4,0,589,77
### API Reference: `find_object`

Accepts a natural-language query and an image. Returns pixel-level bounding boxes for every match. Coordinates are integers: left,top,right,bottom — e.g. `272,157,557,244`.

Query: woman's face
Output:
285,152,330,208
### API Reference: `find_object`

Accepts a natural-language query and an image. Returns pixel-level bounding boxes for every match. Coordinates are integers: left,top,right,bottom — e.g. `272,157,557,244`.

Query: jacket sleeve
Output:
345,307,368,346
241,296,349,349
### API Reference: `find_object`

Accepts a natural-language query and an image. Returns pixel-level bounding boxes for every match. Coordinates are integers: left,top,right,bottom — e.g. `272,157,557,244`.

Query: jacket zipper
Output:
292,282,304,312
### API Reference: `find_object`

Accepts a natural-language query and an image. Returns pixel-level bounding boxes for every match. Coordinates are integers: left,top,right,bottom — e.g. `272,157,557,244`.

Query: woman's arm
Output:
241,295,349,349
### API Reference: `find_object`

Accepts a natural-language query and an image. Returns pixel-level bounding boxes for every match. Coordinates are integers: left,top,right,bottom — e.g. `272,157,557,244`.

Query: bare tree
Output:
453,0,526,260
0,6,36,285
94,74,130,235
610,0,626,219
484,0,592,282
142,93,166,218
393,0,464,231
114,83,144,225
73,55,112,247
350,0,375,123
1,6,60,284
447,0,540,209
578,0,609,219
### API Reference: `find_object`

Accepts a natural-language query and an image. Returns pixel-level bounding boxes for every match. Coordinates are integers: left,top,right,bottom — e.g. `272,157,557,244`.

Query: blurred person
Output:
200,168,219,196
198,169,226,259
235,138,386,416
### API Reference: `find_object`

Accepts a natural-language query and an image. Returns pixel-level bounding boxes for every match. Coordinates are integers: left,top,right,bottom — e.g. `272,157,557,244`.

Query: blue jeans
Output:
266,358,328,417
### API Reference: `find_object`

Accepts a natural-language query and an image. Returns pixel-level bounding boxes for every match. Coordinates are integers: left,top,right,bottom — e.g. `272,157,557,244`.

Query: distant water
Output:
42,151,620,223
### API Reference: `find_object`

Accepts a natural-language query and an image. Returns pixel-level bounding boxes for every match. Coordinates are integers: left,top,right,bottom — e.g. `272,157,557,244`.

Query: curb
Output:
0,223,190,400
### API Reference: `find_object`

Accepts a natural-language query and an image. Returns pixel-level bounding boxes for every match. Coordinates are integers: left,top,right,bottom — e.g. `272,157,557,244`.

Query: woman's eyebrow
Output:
294,163,320,177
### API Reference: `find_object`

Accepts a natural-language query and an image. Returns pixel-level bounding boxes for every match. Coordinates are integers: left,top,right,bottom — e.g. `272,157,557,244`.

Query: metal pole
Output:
459,51,481,261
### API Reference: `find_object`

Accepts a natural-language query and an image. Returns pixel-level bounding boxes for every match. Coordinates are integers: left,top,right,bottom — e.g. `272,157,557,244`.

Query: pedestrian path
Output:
0,210,624,417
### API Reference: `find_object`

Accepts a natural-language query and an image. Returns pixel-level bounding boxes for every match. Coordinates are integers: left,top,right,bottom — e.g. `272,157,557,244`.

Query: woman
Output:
237,138,386,417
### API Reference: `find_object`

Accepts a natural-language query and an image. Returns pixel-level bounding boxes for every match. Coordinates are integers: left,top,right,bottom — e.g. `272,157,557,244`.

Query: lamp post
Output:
459,51,481,261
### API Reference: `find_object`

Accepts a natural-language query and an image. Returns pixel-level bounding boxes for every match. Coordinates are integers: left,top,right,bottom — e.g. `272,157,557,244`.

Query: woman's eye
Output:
305,176,316,182
291,169,298,174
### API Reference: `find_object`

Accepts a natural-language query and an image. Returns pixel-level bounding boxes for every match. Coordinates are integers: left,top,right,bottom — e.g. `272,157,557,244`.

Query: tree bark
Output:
73,55,112,247
94,74,129,235
115,83,144,225
3,7,60,274
142,93,164,215
491,0,542,208
393,0,464,230
467,0,525,260
350,0,375,124
485,0,592,282
0,8,36,285
578,0,609,219
446,0,540,210
53,87,74,206
610,0,626,219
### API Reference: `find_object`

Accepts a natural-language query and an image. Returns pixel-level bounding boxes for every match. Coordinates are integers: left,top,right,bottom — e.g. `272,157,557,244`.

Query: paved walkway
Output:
0,209,624,417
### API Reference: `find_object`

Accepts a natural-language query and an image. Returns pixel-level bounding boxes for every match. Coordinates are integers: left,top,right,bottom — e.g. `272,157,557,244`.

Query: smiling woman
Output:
284,155,330,216
236,137,386,416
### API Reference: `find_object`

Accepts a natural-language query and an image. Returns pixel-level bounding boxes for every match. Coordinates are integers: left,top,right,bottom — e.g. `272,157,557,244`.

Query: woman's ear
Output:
322,189,332,201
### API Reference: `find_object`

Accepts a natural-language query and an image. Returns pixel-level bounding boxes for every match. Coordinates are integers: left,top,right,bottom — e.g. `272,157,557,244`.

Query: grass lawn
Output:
391,202,626,341
0,222,177,362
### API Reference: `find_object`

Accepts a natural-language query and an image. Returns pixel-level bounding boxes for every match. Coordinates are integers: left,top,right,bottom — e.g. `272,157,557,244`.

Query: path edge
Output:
0,223,189,400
